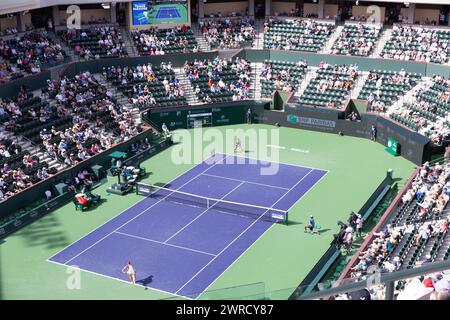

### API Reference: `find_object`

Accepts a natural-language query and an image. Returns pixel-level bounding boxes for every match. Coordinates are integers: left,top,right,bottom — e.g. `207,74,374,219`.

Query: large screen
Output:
132,0,188,25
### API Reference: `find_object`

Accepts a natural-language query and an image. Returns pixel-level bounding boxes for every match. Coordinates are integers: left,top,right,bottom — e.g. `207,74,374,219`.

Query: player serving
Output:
234,137,243,153
122,261,137,285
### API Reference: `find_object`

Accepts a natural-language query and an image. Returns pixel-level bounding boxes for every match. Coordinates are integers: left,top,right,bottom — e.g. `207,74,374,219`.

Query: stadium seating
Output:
259,59,308,98
296,63,358,108
184,57,252,103
0,30,66,80
58,26,127,59
358,69,422,109
131,25,198,55
41,71,142,166
381,25,449,64
263,18,335,52
388,75,450,144
349,162,450,281
103,62,187,108
200,18,255,49
331,23,382,56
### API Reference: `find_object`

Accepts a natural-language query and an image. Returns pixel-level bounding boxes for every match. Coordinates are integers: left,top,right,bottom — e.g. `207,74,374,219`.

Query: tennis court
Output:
155,6,181,19
48,153,327,299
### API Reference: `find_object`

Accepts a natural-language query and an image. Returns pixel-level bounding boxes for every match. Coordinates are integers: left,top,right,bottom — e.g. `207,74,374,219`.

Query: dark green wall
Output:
0,130,169,217
242,49,443,76
0,71,51,99
60,52,219,78
2,50,449,100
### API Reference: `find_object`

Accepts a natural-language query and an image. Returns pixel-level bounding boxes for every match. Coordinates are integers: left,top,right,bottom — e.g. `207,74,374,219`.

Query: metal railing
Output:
296,259,450,300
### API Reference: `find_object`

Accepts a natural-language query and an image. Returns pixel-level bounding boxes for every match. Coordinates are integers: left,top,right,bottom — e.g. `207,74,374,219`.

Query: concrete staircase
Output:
196,35,210,52
174,68,203,105
47,30,78,62
350,71,370,99
321,25,344,54
253,18,265,49
191,23,209,52
386,77,433,116
0,120,64,173
121,27,139,57
96,74,142,125
295,67,318,98
251,62,264,100
371,27,393,59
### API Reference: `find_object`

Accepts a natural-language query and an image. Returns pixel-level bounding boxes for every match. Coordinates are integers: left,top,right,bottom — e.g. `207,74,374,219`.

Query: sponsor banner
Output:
287,114,336,128
0,191,74,239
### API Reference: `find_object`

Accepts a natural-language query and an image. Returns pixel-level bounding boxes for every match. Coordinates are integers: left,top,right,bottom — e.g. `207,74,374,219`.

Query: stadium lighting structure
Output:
355,0,359,5
404,2,410,7
101,3,111,9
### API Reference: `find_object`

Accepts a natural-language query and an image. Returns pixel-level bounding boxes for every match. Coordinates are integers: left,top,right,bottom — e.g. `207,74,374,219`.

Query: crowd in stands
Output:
298,62,359,108
389,74,450,144
103,62,187,108
346,162,450,286
0,27,18,36
360,68,421,112
332,270,450,300
263,18,335,52
200,18,255,49
259,59,308,97
0,61,23,83
42,71,142,166
0,120,57,202
131,25,199,55
60,26,127,60
331,23,382,56
184,56,252,103
381,25,449,64
0,30,65,80
0,138,32,201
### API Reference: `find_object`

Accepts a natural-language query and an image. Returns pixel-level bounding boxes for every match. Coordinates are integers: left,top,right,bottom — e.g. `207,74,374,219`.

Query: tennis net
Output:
136,183,288,224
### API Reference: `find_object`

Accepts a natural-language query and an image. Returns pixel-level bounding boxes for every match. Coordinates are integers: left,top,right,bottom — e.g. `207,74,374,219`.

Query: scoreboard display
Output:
187,112,213,128
386,137,400,156
146,105,251,130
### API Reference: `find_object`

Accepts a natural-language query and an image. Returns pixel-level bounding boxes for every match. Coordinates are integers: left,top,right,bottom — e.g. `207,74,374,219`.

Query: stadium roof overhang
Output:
0,0,130,16
349,0,450,4
1,0,449,16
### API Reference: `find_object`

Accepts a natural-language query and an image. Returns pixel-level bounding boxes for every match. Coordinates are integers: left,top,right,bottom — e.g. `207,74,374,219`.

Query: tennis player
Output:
122,261,137,284
234,137,243,153
304,215,319,234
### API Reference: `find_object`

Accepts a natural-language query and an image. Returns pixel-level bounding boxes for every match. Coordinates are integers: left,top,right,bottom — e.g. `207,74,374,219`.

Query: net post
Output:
285,211,289,225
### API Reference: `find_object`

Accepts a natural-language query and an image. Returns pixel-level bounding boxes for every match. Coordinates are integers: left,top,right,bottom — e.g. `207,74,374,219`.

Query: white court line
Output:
164,181,246,243
46,259,194,301
196,169,330,298
175,169,314,295
47,153,227,262
202,173,290,191
60,154,232,265
267,144,286,149
220,152,329,173
291,148,310,153
115,231,217,257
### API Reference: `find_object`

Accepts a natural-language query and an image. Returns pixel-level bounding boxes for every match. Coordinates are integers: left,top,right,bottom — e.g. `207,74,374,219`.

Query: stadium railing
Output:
0,128,171,221
336,167,421,284
160,282,267,300
296,259,450,300
288,170,395,299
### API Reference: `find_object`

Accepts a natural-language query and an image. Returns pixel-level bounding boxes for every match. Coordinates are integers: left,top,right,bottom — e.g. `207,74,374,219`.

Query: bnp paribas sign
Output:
287,115,336,128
